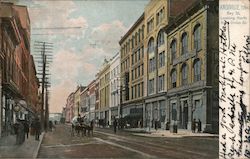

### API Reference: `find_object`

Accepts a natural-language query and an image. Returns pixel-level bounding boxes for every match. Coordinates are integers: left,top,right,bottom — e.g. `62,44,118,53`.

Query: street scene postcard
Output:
0,0,249,159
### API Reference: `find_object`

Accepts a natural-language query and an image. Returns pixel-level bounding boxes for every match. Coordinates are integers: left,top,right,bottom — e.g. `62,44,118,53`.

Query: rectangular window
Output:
142,26,144,39
158,75,165,92
138,49,140,61
142,64,144,75
142,82,144,96
131,86,134,99
147,18,154,33
138,84,140,97
132,69,134,80
138,65,140,77
148,78,154,94
135,68,137,79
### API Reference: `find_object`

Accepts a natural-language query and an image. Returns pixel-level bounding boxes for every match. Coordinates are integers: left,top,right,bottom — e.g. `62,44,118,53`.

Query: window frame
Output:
171,69,177,88
181,32,188,55
170,39,177,62
193,24,201,51
193,59,201,82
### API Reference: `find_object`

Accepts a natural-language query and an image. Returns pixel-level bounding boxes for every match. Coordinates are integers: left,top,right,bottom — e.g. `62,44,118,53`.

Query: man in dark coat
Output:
23,120,29,139
15,119,25,144
35,118,41,141
113,119,117,134
197,119,202,133
192,118,196,133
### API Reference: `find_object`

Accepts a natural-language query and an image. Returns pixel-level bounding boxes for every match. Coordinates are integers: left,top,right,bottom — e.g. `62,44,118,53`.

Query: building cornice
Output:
119,13,145,45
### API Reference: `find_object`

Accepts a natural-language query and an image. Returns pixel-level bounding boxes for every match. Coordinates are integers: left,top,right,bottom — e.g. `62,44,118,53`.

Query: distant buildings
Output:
0,2,39,137
109,53,120,124
65,92,74,123
63,0,218,133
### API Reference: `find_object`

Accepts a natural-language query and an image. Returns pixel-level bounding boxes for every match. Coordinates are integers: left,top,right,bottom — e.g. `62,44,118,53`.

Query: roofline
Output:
119,12,144,45
164,0,213,34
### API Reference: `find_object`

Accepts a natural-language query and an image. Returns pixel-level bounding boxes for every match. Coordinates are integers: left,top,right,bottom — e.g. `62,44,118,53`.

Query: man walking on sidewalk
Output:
15,119,24,145
34,118,41,141
113,119,117,134
24,120,30,139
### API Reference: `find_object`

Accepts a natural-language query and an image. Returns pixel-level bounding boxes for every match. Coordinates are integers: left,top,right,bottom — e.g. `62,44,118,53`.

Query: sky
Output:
13,0,149,113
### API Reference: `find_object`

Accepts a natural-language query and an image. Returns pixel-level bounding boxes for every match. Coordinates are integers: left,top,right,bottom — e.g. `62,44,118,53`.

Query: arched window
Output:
171,69,177,88
194,59,201,81
193,24,201,50
157,30,164,47
170,39,177,62
148,38,154,54
181,32,188,55
181,63,188,85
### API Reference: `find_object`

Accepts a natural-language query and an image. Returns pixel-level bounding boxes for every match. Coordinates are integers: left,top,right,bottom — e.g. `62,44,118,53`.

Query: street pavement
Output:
37,124,218,159
0,132,44,158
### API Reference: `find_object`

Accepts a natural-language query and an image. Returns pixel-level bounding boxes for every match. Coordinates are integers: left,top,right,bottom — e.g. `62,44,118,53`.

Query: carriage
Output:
71,116,94,137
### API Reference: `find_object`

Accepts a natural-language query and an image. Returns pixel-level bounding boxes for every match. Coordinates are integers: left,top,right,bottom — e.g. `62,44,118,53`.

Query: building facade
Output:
109,53,120,125
98,60,110,126
94,75,99,122
65,92,74,123
88,80,96,122
165,0,219,133
80,87,89,117
119,13,145,128
143,0,169,130
0,2,39,137
73,85,85,117
118,0,218,133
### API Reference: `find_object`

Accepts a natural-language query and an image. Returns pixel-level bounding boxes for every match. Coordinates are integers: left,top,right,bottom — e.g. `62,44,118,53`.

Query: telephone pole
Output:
33,41,53,132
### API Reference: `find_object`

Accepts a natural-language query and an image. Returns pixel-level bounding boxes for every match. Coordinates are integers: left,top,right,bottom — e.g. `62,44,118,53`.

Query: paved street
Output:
37,124,218,159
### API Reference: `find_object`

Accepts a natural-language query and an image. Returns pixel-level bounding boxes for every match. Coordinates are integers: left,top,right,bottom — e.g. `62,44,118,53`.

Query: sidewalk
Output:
0,133,44,158
124,128,219,138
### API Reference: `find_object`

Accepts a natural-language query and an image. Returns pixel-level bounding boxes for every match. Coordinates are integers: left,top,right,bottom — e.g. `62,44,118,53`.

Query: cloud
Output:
29,1,88,40
50,48,99,112
89,20,127,56
49,20,127,112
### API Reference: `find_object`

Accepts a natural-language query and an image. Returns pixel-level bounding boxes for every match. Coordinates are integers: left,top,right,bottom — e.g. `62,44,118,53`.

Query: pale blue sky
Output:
16,0,149,112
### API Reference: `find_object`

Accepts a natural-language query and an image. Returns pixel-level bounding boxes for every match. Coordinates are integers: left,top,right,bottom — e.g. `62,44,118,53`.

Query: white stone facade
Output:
109,53,120,125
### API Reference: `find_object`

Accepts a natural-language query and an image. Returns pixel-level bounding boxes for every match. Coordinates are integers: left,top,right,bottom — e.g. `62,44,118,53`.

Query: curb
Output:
32,132,45,159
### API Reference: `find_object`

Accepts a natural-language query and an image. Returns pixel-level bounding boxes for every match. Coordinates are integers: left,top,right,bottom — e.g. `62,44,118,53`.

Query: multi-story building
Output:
0,2,39,137
80,87,89,117
119,0,191,129
119,0,218,133
119,13,145,128
98,59,110,126
143,0,169,130
88,80,96,121
73,85,85,117
109,53,120,125
28,55,39,114
94,74,99,121
164,0,219,133
65,92,74,123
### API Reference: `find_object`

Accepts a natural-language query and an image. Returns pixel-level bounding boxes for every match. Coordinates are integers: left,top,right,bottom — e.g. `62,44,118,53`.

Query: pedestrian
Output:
198,119,202,133
113,118,117,134
16,119,25,144
24,120,29,139
154,120,158,130
192,118,196,133
49,121,53,131
35,118,41,141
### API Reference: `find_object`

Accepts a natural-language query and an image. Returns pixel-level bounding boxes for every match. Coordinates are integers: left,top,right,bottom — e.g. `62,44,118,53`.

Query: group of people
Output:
192,118,202,133
14,117,41,145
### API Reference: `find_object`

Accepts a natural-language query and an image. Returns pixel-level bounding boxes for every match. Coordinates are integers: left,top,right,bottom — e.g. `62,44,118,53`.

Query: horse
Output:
71,119,94,137
82,120,94,136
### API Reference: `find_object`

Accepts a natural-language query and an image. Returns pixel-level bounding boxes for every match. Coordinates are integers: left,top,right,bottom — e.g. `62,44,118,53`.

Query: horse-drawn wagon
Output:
71,116,94,137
